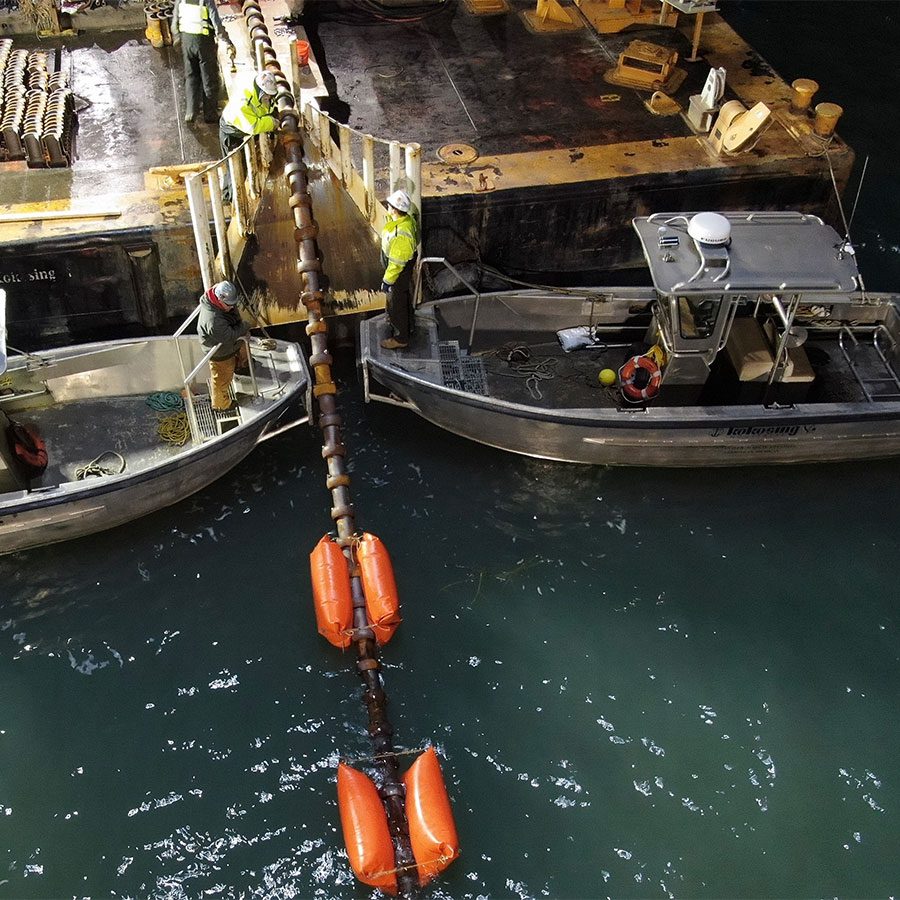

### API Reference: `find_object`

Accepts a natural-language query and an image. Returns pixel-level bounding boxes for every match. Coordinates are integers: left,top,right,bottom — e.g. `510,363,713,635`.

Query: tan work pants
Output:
209,344,248,409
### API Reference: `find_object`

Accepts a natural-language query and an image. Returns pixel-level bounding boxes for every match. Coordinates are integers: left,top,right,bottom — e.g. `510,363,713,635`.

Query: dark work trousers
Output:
218,120,246,203
387,257,416,342
182,32,219,121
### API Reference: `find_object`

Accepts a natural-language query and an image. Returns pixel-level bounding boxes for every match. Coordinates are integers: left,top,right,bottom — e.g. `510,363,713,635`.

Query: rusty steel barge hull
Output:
303,0,853,278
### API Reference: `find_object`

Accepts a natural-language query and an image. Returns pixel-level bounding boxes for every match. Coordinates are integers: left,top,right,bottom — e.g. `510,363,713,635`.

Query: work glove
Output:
380,281,392,294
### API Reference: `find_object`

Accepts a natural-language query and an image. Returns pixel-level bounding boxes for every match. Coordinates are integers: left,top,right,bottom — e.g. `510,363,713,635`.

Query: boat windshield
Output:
678,296,718,339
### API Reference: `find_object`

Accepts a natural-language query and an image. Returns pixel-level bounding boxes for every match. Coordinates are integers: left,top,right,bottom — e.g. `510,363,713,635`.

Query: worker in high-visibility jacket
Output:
379,189,419,350
218,71,279,202
171,0,234,124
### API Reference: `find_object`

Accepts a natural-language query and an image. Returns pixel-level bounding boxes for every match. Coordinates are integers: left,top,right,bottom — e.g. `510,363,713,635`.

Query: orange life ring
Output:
9,423,48,478
619,354,662,403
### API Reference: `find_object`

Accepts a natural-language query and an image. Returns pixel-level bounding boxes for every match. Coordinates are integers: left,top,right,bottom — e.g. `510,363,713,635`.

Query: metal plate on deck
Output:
438,341,488,395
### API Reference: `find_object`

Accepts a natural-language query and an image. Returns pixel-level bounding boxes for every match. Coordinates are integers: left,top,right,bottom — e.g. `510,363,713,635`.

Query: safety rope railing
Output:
240,1,425,895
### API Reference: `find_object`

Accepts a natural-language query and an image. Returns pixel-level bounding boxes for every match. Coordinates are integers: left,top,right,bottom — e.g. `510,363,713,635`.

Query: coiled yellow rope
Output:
156,411,190,445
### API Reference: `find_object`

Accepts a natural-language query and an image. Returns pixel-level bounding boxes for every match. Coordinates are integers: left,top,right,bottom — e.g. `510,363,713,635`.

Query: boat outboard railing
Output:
839,325,900,402
415,257,483,348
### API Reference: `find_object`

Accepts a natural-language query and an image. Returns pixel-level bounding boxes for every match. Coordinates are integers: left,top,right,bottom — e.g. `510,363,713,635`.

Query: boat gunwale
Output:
364,355,900,430
0,336,309,515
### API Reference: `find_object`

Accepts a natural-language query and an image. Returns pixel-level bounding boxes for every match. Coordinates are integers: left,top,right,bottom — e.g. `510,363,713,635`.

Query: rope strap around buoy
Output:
157,411,191,446
370,854,459,879
75,451,126,480
342,746,429,765
145,391,184,412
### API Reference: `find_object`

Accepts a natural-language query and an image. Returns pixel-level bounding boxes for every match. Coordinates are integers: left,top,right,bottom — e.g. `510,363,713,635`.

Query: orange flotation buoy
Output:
403,747,460,886
310,535,353,649
357,533,402,645
619,354,662,403
337,762,398,894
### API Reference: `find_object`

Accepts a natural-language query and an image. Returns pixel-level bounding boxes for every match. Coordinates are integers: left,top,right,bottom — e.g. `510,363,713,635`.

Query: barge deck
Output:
304,0,854,276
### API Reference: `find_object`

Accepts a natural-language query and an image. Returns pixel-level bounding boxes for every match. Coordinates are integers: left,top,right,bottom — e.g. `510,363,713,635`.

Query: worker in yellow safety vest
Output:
379,189,419,350
218,71,279,202
171,0,234,124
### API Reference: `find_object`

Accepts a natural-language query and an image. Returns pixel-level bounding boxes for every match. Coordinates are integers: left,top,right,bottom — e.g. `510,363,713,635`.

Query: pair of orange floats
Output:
310,532,460,892
310,531,401,647
338,747,460,892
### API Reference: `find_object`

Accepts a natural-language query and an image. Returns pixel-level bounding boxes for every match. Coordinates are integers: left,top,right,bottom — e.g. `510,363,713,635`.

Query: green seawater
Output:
1,3,899,897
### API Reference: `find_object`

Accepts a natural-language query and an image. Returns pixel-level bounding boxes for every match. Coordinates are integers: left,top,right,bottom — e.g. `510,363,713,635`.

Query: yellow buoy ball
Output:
599,368,617,386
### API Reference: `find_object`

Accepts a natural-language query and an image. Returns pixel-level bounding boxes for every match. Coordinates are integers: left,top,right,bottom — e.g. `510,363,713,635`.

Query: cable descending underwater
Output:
239,2,460,893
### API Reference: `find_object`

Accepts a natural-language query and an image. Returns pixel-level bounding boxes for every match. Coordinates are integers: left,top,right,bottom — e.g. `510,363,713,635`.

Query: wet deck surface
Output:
243,141,382,311
0,30,220,206
373,313,873,410
307,0,751,156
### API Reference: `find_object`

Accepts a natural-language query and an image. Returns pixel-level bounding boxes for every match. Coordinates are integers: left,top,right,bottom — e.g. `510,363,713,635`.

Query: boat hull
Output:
365,361,900,467
0,397,303,554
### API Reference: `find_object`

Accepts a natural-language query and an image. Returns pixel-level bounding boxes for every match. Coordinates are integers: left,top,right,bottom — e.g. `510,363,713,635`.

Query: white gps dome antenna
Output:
688,212,732,246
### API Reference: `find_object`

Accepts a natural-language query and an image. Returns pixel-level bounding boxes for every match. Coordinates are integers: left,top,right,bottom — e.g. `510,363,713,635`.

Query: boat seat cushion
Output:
725,317,774,381
781,346,815,383
762,319,816,382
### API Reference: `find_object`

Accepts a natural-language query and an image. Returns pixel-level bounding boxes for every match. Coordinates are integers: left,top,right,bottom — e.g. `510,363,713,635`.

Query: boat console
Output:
634,212,863,404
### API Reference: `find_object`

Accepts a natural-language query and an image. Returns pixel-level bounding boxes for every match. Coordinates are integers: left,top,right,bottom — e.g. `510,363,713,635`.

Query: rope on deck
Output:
75,451,126,480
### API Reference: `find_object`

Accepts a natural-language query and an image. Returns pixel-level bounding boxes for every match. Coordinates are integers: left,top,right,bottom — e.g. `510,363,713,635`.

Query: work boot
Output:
380,337,408,350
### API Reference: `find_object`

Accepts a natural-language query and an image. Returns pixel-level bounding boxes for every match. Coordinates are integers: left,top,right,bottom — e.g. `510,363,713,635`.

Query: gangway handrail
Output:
192,134,253,178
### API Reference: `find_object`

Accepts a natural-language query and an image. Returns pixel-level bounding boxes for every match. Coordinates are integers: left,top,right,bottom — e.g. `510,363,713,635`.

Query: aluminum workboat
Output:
360,212,900,466
0,296,311,554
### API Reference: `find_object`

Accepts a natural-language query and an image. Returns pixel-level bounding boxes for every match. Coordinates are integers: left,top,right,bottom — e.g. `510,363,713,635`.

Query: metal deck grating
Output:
192,393,241,440
437,341,488,396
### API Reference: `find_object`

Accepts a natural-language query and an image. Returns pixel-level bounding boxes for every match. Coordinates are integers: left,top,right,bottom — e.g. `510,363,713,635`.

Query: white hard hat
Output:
385,189,411,213
255,71,278,96
213,280,238,306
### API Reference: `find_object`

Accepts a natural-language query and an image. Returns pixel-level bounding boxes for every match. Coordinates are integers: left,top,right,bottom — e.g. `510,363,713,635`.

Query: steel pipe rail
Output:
238,2,418,894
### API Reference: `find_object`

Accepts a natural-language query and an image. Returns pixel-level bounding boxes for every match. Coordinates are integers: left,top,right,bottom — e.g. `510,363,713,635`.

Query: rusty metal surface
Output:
302,1,843,160
244,141,383,323
298,0,853,275
307,3,708,155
